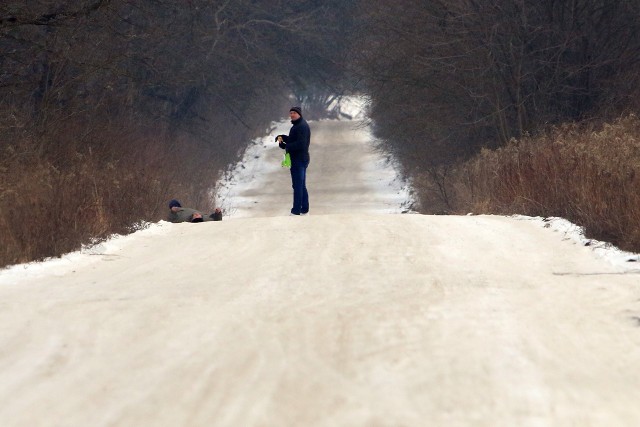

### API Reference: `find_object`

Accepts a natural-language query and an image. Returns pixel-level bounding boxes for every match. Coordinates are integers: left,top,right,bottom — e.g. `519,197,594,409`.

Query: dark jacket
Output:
279,116,310,164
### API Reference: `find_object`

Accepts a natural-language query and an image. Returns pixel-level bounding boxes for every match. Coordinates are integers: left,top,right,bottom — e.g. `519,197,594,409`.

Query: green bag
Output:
281,152,291,168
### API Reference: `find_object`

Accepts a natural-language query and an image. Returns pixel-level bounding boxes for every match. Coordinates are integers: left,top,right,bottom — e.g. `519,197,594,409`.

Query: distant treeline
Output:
353,0,640,168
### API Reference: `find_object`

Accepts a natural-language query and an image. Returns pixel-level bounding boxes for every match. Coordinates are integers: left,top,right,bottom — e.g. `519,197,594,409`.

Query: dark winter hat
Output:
168,199,182,209
290,106,302,116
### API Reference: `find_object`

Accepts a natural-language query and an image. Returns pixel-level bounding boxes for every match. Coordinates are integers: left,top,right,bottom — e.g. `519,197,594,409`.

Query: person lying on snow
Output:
167,199,223,223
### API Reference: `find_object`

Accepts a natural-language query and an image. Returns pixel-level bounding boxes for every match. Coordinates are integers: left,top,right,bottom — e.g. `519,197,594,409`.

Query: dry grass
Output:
449,114,640,252
0,115,222,268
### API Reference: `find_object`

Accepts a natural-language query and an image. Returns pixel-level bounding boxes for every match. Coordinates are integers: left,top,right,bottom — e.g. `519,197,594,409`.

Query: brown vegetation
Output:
455,115,640,252
0,111,222,266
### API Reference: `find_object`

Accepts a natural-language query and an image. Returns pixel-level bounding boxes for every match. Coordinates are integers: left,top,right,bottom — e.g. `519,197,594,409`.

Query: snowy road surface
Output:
2,119,640,427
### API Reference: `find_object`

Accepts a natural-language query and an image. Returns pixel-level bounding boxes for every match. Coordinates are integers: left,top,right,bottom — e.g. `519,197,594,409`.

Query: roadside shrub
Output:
0,115,220,268
454,115,640,252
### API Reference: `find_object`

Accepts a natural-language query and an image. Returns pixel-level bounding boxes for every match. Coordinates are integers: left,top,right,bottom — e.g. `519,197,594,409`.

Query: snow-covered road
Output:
2,118,640,427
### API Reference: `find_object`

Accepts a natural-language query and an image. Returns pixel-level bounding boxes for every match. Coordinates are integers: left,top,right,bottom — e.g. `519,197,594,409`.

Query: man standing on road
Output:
276,106,311,215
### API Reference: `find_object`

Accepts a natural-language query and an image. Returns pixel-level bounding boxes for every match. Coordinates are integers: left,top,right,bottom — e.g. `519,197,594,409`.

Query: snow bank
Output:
0,222,172,286
515,215,640,271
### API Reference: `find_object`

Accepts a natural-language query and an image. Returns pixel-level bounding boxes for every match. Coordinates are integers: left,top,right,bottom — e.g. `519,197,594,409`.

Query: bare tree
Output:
352,0,640,169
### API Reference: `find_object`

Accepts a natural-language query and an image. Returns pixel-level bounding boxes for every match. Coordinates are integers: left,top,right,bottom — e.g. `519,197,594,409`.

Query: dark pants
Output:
290,160,309,215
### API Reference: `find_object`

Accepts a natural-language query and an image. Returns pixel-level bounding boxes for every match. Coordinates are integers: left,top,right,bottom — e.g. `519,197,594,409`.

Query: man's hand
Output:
277,135,284,143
